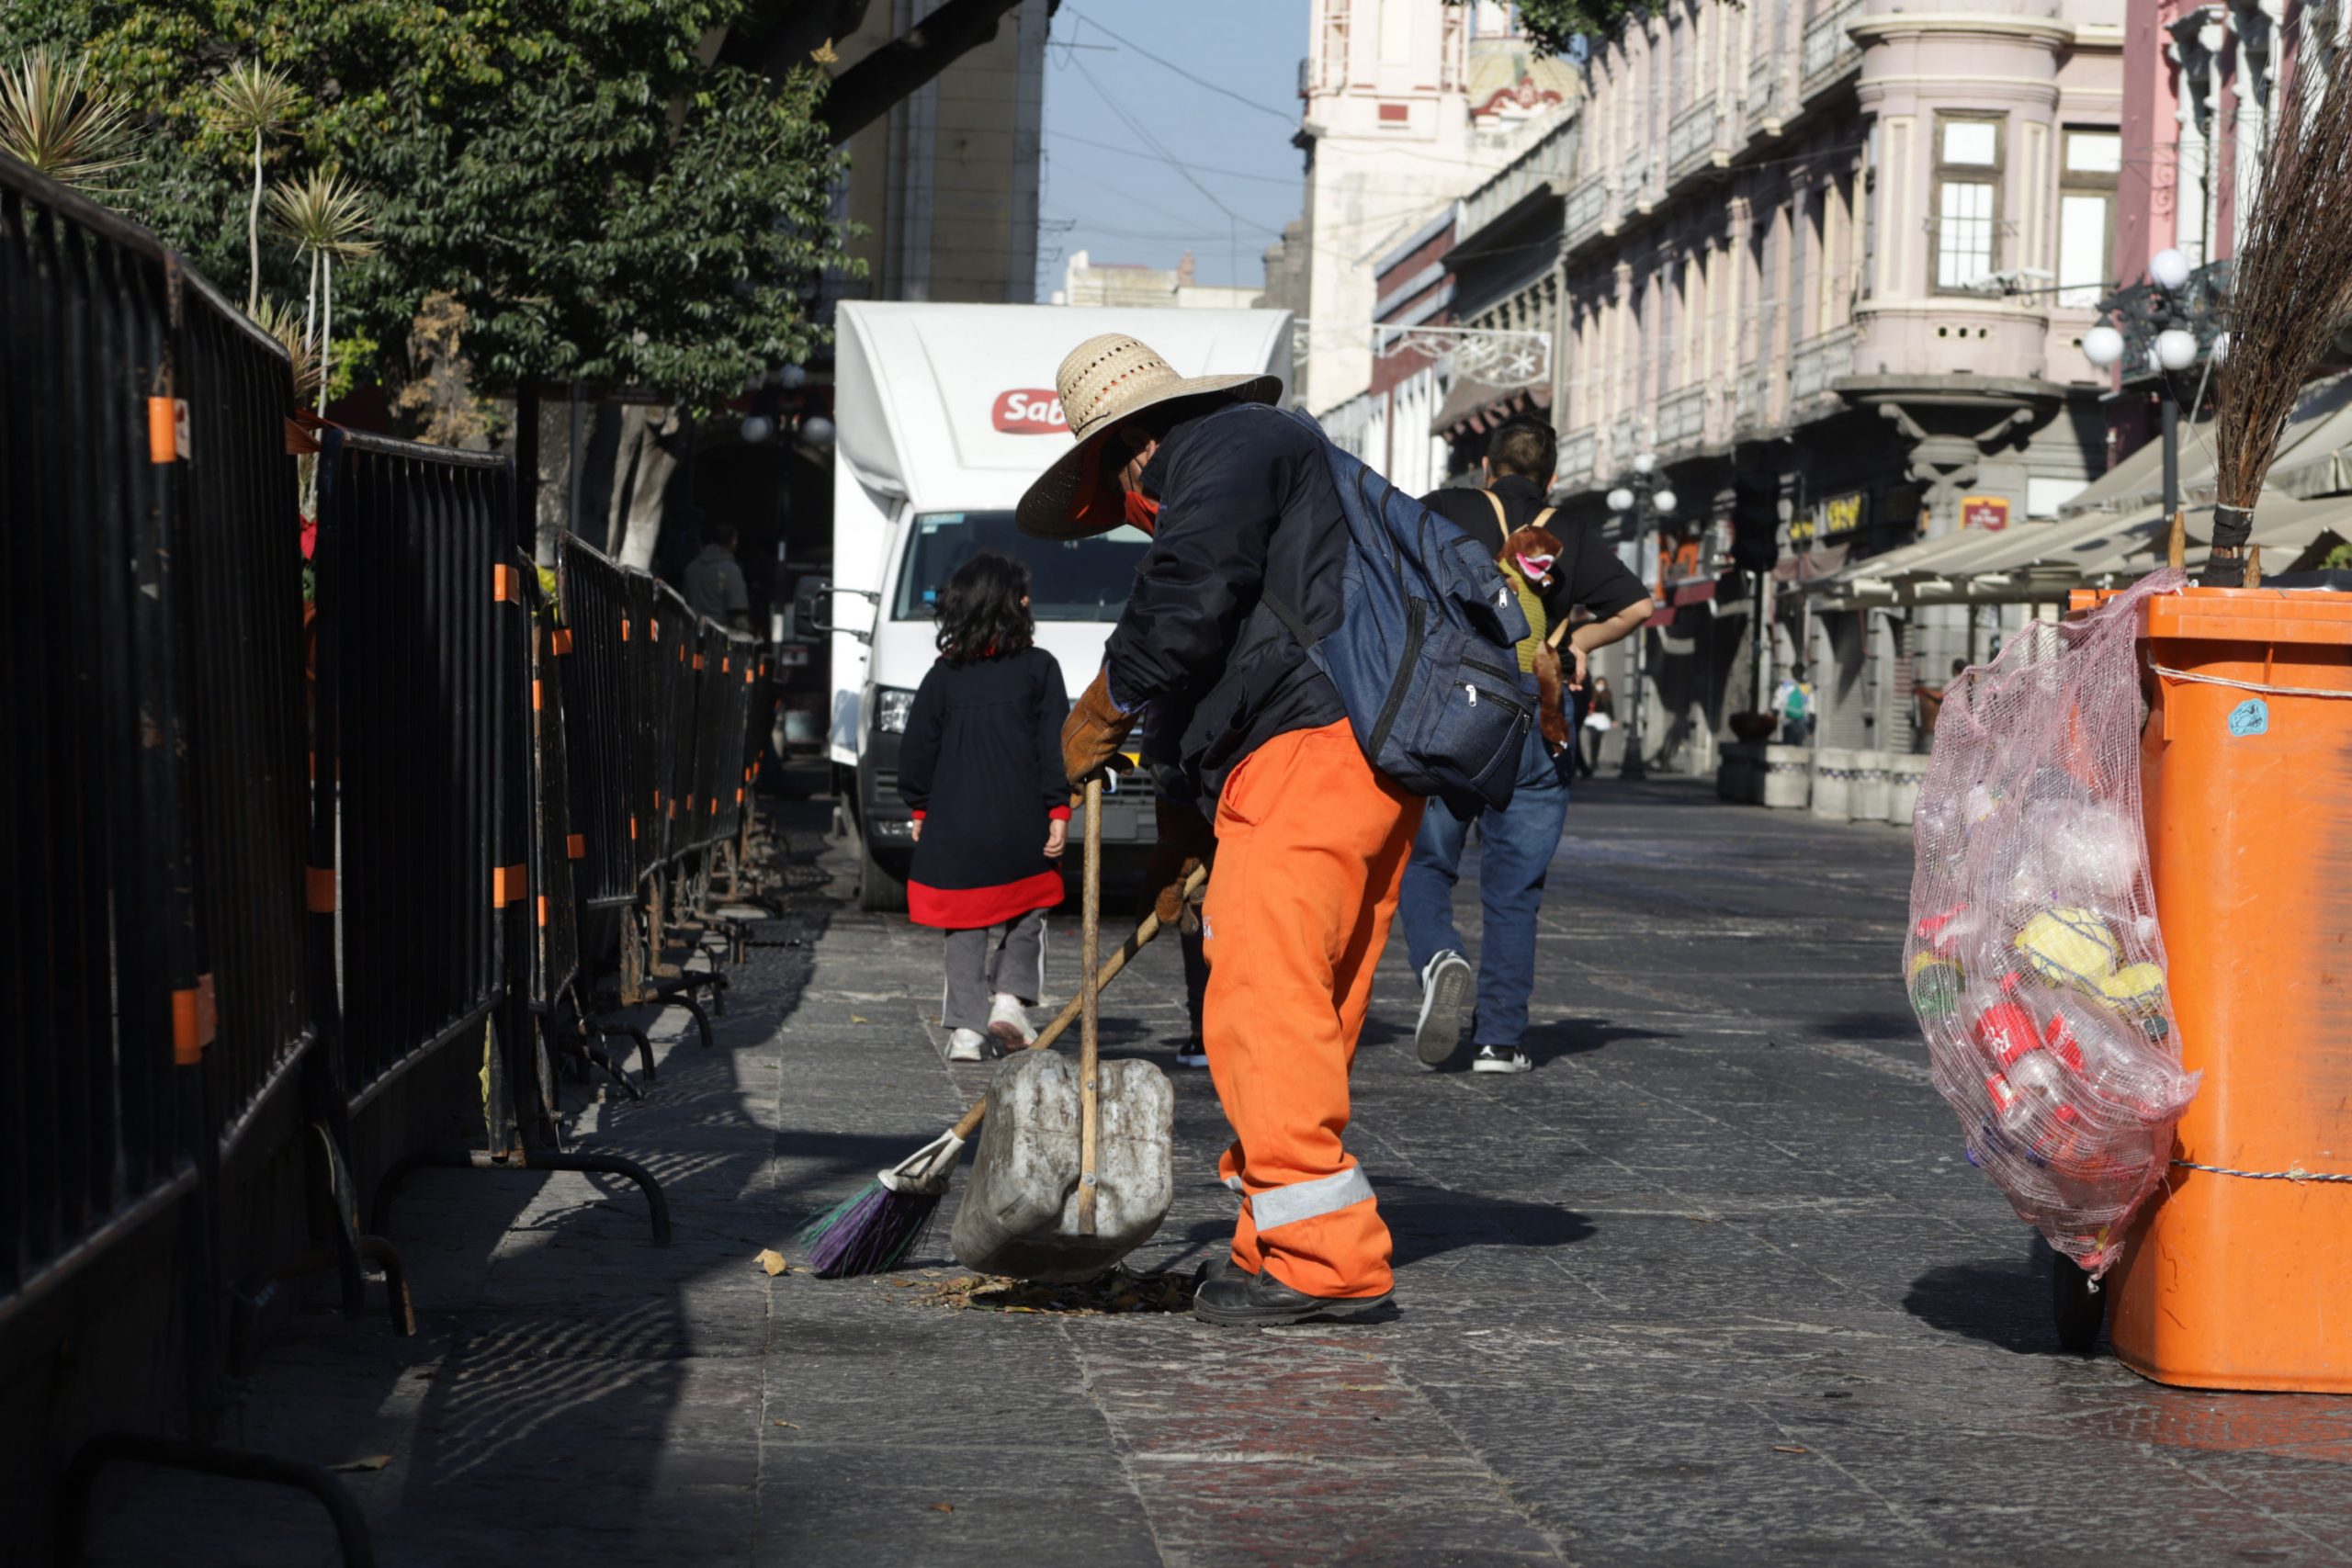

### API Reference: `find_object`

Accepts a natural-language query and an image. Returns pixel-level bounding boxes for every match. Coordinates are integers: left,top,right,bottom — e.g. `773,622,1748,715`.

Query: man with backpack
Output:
1400,418,1655,1074
1020,332,1430,1327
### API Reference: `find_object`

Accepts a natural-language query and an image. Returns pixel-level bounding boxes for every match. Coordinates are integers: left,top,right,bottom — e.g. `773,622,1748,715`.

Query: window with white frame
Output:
2056,130,2120,308
1933,115,2003,291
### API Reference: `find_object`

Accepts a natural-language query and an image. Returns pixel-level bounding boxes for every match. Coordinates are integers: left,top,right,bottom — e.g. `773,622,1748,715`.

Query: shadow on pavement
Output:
1902,1244,2068,1356
1521,1014,1672,1063
1178,1176,1594,1270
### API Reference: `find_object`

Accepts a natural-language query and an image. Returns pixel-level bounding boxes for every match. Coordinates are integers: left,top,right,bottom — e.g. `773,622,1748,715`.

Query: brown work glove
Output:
1062,666,1136,788
1145,797,1216,926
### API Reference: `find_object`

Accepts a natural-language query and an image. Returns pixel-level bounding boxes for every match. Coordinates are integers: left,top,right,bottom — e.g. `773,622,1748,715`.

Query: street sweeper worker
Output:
1018,333,1419,1328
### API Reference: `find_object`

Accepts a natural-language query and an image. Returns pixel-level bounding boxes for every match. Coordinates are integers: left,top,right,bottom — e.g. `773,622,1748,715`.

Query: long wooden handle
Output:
1076,777,1103,1235
942,862,1204,1140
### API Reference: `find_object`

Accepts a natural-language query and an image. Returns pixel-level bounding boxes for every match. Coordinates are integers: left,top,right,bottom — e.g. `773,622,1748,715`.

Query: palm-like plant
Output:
0,46,138,191
246,294,323,400
210,62,304,313
266,170,377,415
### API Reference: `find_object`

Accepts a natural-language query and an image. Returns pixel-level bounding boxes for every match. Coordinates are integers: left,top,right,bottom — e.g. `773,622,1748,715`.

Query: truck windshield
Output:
894,511,1150,623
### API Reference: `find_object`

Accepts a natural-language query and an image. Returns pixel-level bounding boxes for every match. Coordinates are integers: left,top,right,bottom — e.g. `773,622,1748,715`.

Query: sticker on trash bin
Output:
2227,698,2269,737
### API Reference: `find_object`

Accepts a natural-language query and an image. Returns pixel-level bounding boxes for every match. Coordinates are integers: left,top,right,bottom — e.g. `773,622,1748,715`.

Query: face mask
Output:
1125,491,1160,534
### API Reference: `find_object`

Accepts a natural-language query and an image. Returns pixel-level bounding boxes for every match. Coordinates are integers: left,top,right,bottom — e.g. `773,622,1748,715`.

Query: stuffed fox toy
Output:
1498,523,1574,755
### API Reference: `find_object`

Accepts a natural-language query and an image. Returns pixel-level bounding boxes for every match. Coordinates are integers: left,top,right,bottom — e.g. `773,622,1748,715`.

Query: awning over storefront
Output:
1431,378,1549,441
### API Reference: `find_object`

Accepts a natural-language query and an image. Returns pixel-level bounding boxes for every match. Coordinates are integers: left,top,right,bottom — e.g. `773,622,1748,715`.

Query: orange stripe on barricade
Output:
537,895,549,928
630,816,639,840
551,628,573,655
567,833,585,860
722,656,730,673
148,397,185,463
693,654,705,671
492,563,519,602
492,863,527,907
621,616,631,642
532,678,544,712
171,976,218,1065
306,867,336,912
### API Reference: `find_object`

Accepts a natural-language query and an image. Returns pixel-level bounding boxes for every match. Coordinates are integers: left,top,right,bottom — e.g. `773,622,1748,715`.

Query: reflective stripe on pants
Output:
1202,720,1420,1300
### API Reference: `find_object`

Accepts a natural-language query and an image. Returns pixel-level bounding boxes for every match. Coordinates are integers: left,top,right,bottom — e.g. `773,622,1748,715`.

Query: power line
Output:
1046,130,1303,188
1062,8,1298,127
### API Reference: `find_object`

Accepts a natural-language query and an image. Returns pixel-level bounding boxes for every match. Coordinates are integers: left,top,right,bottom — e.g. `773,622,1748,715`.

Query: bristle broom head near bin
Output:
797,1130,967,1280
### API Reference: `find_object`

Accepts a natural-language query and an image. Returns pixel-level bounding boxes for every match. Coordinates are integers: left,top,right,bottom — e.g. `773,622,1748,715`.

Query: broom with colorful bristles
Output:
797,861,1207,1279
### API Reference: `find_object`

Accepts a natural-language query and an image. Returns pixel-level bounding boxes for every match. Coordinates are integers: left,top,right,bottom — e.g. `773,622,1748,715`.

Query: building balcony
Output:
1462,115,1579,241
1733,364,1781,434
1657,384,1709,451
1557,426,1598,491
1790,325,1858,406
1801,0,1864,99
1667,97,1720,183
1623,149,1654,214
1564,175,1609,251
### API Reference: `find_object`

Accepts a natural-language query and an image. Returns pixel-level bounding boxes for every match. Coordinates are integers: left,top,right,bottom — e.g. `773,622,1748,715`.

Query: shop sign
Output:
1788,491,1866,545
1961,495,2011,531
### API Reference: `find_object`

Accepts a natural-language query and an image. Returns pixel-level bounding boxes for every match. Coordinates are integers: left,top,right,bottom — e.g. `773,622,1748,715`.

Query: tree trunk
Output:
605,404,682,570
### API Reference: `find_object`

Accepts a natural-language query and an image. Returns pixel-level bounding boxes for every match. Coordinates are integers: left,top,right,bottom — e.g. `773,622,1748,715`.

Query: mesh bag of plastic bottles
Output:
1905,570,2198,1277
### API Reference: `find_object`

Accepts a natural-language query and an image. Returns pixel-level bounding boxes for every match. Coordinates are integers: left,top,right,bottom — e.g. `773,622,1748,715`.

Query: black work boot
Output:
1191,1254,1250,1289
1193,1269,1393,1326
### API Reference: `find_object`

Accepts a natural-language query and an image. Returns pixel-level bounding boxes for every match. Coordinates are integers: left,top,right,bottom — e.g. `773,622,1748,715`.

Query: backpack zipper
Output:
1370,597,1426,752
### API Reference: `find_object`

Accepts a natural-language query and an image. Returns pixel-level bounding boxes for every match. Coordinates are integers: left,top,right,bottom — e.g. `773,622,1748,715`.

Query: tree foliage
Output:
1445,1,1671,58
1,3,854,413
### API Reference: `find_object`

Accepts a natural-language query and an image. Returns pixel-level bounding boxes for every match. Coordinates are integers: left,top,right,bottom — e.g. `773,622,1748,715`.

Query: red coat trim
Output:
909,869,1064,930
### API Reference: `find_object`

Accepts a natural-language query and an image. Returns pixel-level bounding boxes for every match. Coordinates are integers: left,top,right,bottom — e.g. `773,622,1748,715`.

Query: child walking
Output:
897,550,1071,1062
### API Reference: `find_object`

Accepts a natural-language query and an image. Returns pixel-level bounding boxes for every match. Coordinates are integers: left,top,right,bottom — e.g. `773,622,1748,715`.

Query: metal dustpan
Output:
950,779,1173,1282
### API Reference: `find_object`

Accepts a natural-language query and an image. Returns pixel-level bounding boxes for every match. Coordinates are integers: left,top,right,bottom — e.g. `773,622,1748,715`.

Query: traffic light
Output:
1731,471,1779,572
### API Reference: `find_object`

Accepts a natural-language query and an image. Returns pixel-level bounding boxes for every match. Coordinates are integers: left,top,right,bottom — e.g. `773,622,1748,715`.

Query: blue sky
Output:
1037,0,1313,297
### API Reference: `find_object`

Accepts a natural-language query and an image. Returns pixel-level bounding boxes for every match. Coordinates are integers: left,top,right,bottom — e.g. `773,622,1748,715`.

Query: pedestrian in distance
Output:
684,515,753,634
1774,661,1815,745
1399,417,1655,1075
1579,674,1613,780
894,550,1070,1064
1020,332,1414,1328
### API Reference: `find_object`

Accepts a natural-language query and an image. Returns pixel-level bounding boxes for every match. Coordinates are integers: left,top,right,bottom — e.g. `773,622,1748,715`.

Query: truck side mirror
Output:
797,579,879,644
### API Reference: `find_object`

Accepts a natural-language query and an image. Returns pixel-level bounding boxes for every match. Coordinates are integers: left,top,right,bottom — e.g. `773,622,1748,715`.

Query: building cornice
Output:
1849,15,2075,48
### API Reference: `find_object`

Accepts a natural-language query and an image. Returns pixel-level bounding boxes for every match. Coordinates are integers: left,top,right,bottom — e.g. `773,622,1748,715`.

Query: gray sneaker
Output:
1415,950,1473,1066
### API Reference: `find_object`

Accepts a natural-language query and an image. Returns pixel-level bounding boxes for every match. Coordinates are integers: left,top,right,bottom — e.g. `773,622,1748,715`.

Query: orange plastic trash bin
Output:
2103,587,2352,1392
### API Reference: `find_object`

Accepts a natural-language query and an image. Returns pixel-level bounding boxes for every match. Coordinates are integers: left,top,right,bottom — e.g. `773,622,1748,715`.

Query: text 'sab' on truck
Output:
802,301,1295,910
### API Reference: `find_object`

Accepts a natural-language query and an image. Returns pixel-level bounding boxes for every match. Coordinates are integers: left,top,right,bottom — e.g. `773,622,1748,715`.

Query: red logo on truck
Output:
992,389,1068,434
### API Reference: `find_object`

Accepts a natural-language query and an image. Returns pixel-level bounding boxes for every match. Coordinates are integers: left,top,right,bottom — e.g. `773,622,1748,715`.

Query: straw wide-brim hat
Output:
1015,333,1282,539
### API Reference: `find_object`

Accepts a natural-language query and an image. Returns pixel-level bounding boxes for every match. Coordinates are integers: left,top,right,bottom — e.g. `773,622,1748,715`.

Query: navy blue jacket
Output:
898,647,1069,911
1105,403,1346,796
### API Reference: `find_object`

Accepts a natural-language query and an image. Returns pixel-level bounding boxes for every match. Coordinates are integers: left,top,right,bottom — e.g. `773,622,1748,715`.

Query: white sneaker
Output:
988,993,1038,1050
1471,1044,1533,1075
1416,950,1473,1066
946,1027,989,1062
1175,1037,1210,1068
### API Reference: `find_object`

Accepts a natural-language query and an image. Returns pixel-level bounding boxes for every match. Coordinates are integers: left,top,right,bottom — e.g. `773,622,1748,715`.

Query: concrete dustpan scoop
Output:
951,778,1174,1283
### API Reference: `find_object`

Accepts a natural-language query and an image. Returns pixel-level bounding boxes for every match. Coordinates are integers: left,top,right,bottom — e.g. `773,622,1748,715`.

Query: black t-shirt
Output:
1418,473,1649,628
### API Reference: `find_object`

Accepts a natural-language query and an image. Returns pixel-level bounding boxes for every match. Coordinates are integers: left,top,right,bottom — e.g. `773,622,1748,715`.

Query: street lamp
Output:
1611,453,1673,781
2082,250,2226,528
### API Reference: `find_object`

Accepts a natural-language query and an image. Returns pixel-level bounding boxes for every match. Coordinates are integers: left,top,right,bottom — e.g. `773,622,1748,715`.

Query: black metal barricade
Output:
312,432,519,1107
550,536,636,908
0,163,197,1326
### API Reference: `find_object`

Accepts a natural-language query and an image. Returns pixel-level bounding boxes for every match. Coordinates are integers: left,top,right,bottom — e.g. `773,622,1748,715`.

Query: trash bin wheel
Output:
2052,1251,2105,1355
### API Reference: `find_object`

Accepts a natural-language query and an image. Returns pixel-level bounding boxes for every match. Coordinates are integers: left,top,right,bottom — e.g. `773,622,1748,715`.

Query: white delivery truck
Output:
809,300,1294,909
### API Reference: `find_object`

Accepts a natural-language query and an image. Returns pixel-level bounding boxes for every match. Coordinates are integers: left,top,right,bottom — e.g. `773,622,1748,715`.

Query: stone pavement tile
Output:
752,1464,1159,1565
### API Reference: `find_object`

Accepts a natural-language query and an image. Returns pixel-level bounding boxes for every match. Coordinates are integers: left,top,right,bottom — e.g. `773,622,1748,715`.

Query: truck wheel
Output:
2052,1251,2105,1355
855,822,908,913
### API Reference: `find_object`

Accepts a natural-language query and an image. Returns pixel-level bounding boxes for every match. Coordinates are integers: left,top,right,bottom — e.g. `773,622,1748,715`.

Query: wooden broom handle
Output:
942,856,1207,1144
1076,777,1103,1235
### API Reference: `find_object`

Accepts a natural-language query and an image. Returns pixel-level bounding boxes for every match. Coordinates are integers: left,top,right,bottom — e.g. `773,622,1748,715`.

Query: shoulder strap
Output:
1529,505,1557,533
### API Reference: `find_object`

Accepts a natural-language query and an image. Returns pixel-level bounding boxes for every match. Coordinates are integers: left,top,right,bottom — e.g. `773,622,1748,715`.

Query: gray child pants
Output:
941,908,1046,1033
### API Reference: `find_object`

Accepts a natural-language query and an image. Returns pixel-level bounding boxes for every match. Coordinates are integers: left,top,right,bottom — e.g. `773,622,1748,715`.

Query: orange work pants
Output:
1199,719,1422,1300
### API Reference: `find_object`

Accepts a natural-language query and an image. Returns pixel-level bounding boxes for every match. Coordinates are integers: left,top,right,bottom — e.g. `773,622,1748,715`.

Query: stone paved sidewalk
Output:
89,781,2352,1565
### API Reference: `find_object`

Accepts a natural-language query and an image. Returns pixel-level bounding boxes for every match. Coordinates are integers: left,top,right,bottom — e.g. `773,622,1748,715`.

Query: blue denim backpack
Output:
1257,407,1536,818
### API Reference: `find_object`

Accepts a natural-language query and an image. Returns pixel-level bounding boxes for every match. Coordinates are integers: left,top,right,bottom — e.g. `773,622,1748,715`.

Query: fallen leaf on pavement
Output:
772,1420,798,1428
755,1248,789,1276
851,1014,870,1023
930,1503,954,1514
331,1456,391,1472
910,1268,1193,1316
1772,1445,1808,1454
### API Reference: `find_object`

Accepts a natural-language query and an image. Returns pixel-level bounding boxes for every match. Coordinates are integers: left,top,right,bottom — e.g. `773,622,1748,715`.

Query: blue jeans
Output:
1398,727,1570,1051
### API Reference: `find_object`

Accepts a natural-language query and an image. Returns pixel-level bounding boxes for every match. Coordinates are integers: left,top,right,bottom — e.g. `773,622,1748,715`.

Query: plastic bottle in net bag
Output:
1905,570,2198,1276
